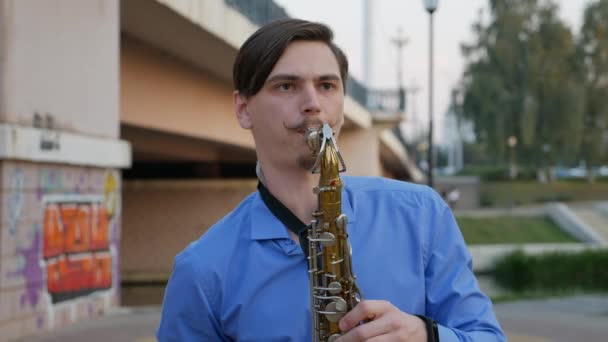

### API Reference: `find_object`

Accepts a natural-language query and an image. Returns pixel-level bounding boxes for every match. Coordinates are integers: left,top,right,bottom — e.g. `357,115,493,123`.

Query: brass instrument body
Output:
307,124,363,342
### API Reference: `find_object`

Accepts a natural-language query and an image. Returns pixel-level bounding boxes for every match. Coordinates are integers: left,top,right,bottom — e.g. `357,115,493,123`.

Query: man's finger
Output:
362,334,398,342
336,313,397,342
338,300,392,332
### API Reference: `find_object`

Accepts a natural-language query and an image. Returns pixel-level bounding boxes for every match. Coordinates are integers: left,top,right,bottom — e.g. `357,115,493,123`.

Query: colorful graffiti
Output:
104,172,122,296
7,168,25,234
9,227,44,308
104,172,118,219
2,164,120,340
37,168,63,200
42,196,113,304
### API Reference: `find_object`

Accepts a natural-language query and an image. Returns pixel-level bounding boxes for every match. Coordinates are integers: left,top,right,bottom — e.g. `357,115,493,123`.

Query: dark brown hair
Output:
233,18,348,97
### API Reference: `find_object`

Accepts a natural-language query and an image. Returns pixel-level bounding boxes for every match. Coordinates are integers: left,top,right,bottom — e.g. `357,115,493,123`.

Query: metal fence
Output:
346,77,369,109
366,88,406,114
224,0,288,26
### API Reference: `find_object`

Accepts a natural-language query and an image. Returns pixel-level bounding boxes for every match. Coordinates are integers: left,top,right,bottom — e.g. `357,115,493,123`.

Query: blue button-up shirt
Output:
157,176,506,341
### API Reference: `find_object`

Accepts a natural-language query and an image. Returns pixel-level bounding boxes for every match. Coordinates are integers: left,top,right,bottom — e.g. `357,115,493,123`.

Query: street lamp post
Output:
424,0,438,188
507,135,518,209
507,136,518,180
541,143,552,183
392,28,408,113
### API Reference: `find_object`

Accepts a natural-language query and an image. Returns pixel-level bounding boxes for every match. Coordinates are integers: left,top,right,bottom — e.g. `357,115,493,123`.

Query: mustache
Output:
284,118,326,133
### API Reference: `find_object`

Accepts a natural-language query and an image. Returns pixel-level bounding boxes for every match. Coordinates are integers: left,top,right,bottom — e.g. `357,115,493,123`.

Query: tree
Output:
526,2,584,181
578,0,608,182
458,0,584,181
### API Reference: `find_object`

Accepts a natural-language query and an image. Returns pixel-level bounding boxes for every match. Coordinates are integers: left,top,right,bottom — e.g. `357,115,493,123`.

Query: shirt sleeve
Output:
156,253,228,342
424,203,507,342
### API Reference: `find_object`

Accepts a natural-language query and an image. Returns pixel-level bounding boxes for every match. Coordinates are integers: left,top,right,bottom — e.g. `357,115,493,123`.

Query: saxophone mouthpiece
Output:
306,127,321,153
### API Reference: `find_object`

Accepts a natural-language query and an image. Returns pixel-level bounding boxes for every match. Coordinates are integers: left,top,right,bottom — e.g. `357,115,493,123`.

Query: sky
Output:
274,0,592,143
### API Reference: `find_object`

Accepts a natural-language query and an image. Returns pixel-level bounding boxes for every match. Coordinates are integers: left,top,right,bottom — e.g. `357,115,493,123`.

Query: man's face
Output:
235,40,345,172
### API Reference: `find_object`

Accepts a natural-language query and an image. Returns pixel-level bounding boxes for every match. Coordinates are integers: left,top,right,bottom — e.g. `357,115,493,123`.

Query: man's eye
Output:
278,83,293,91
321,83,335,91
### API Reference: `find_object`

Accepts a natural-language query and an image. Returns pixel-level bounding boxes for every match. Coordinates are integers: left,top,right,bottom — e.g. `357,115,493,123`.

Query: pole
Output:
392,29,408,113
363,0,373,87
427,12,434,188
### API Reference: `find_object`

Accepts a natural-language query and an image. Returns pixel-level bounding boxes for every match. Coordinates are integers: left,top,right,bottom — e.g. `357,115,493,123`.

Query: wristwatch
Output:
415,315,439,342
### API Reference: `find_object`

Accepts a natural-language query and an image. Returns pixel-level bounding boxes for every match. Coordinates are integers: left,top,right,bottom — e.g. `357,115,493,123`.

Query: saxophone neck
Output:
307,123,347,176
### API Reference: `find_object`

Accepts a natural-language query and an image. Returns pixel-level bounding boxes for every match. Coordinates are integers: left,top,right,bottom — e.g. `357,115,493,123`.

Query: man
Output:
447,187,460,210
157,18,506,341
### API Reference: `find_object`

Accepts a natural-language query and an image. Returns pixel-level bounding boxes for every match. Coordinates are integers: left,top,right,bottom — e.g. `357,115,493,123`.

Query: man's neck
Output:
257,162,318,225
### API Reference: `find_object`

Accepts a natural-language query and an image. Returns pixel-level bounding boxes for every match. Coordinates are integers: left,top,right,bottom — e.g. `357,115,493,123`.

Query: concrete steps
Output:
545,203,606,245
468,202,608,270
570,206,608,244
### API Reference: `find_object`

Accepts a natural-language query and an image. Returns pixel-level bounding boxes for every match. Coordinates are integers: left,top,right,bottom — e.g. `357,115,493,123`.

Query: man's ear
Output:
234,91,253,129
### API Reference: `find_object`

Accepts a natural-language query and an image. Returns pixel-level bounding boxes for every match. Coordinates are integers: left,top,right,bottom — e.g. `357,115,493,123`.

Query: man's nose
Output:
300,84,321,115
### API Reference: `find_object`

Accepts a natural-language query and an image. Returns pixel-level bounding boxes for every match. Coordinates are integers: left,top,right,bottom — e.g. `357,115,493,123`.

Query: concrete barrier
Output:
595,202,608,219
544,203,606,245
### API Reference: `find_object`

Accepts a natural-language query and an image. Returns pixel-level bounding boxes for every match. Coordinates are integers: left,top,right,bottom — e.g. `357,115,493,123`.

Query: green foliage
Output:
481,180,608,207
462,143,495,165
458,164,509,181
579,0,608,171
531,193,573,203
456,216,578,245
457,164,536,181
458,0,608,176
494,250,608,293
480,193,495,207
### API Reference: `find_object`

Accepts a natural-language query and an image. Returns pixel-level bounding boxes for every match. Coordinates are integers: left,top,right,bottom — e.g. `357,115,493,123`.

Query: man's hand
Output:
336,300,427,342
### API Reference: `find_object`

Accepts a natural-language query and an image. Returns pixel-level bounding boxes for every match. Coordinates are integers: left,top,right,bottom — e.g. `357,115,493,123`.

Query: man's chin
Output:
297,154,316,171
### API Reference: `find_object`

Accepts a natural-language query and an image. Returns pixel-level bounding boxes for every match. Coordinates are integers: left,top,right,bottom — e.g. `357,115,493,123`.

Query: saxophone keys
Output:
335,214,347,230
324,298,348,323
319,232,336,247
328,281,342,294
328,334,341,342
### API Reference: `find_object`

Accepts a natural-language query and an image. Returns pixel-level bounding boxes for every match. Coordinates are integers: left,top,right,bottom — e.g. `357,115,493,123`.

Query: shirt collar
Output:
249,180,356,241
250,191,291,240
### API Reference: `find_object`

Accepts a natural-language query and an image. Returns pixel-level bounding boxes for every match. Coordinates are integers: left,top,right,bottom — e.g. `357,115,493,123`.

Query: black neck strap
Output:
257,182,310,257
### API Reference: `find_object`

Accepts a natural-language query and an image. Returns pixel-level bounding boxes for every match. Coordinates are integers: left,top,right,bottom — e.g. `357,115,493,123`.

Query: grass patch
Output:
480,180,608,207
456,216,578,245
490,290,607,303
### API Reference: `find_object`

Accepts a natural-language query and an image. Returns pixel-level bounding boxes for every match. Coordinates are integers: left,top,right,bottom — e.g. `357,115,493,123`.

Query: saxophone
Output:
306,123,364,342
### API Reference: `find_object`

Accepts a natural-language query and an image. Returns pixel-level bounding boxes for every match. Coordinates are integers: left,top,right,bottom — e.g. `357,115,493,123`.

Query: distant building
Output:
441,98,475,175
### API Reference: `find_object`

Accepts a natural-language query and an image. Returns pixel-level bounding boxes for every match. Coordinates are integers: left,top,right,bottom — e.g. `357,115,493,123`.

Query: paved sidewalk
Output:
454,204,546,217
496,295,608,342
22,307,160,342
21,295,608,342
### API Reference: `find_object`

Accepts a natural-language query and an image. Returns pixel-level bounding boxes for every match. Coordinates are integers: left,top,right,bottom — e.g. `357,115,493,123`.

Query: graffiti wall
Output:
43,196,114,304
0,161,121,340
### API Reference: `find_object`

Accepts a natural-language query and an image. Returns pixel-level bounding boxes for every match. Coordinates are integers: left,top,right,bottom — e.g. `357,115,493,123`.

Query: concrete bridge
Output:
0,0,422,339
